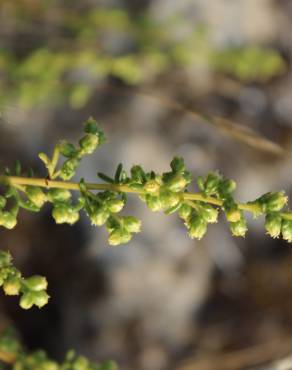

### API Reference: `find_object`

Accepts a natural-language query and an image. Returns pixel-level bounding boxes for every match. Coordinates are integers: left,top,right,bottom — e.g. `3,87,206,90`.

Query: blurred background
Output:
1,0,292,369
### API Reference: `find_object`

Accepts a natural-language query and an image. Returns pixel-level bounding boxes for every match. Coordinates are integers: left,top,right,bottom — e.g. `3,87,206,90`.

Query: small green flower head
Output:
230,215,247,237
204,173,221,196
24,276,48,292
200,204,218,224
259,192,288,212
123,216,141,233
164,174,188,193
47,188,71,202
281,219,292,242
52,204,79,225
106,199,125,213
0,195,6,209
3,276,21,296
79,134,99,155
32,290,50,308
178,204,192,221
187,213,207,240
25,186,47,208
84,117,106,144
59,141,77,158
160,190,180,209
108,228,131,246
224,203,241,223
265,213,282,239
219,179,236,195
0,211,17,229
20,292,35,310
60,158,80,180
145,195,162,212
144,180,160,194
90,206,109,226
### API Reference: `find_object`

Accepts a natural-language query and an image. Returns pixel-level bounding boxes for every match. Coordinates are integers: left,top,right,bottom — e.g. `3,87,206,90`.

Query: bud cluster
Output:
0,251,49,309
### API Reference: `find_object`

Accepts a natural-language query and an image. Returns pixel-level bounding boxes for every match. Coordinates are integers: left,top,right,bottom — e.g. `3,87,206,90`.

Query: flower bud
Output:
108,228,131,246
281,219,292,243
219,179,236,195
160,191,180,209
59,141,77,158
47,189,71,202
3,276,21,296
165,175,187,193
79,134,99,155
20,292,34,310
107,199,124,213
224,204,241,223
24,275,48,292
230,217,247,237
178,204,192,220
204,173,221,196
52,205,69,224
25,186,46,208
41,361,58,370
144,180,160,194
145,195,162,212
33,290,50,308
265,213,282,239
170,157,185,173
67,210,80,225
0,196,6,209
200,204,218,224
259,192,288,212
187,213,207,240
123,216,141,233
90,207,109,226
0,212,17,229
60,158,80,180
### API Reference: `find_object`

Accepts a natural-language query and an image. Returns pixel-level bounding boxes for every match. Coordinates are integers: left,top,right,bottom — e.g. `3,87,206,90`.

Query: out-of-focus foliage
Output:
0,3,286,109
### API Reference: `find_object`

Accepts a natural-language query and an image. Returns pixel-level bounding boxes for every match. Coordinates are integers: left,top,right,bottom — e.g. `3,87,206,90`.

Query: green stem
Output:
1,175,292,220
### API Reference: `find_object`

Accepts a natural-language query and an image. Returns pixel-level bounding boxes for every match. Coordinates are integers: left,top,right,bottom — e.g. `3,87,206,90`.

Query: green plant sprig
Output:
0,117,292,309
0,327,117,370
0,251,49,309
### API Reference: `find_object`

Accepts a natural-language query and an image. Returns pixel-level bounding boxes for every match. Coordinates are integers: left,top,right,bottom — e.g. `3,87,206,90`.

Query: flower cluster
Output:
0,251,49,309
0,328,117,370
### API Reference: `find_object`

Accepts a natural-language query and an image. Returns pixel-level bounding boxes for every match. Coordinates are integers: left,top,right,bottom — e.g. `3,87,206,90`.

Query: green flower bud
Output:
52,205,69,224
144,180,160,194
259,192,288,212
59,141,77,158
145,195,162,212
108,228,132,246
178,204,192,220
219,179,236,195
72,356,89,370
230,216,247,237
165,175,187,193
282,219,292,242
160,190,180,209
66,210,80,225
24,276,48,292
47,189,71,202
170,157,185,173
204,173,221,196
123,216,141,233
90,207,109,226
20,292,34,310
187,213,207,240
200,204,218,223
106,199,124,213
84,117,98,134
33,290,50,308
0,212,17,229
79,134,99,155
0,251,12,268
3,276,21,296
225,205,241,223
0,196,6,209
60,158,80,180
25,186,46,208
265,213,282,239
41,361,58,370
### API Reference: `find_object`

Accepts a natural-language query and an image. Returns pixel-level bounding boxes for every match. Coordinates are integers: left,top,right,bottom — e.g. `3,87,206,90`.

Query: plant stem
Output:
1,175,292,220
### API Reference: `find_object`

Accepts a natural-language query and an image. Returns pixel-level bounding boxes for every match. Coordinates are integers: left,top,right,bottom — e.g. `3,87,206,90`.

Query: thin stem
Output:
1,175,292,220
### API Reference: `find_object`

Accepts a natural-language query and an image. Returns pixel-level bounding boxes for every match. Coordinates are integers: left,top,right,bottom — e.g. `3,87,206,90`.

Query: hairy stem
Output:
1,175,292,220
